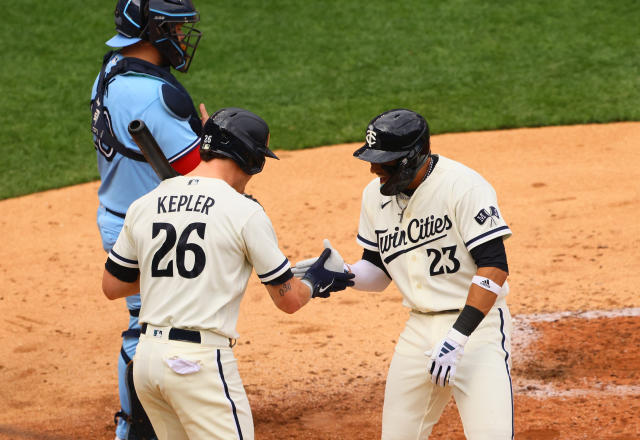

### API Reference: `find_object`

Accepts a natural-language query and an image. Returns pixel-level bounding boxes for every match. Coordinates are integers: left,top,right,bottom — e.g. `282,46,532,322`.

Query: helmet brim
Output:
353,145,409,163
106,34,141,48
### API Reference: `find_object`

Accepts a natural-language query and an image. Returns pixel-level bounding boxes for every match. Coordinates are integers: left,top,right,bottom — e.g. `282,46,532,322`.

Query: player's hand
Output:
199,103,209,126
425,328,469,387
292,239,345,278
301,248,355,298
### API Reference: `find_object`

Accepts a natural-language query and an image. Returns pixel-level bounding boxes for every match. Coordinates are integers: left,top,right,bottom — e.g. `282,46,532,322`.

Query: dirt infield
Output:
1,122,639,439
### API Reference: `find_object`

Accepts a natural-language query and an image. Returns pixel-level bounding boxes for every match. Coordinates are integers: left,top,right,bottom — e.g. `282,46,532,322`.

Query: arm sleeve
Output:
242,209,291,284
469,237,509,273
265,269,294,286
105,258,139,282
361,249,391,278
348,258,392,292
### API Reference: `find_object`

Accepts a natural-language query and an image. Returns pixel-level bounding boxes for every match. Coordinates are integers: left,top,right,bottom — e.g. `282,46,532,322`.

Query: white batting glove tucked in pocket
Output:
165,356,202,375
425,328,468,387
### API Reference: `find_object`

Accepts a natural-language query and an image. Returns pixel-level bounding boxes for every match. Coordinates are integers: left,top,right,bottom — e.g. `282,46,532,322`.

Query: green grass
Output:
0,0,638,199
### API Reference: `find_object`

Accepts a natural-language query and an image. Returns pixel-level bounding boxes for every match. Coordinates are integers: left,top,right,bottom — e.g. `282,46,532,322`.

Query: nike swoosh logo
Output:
381,200,392,209
319,280,334,293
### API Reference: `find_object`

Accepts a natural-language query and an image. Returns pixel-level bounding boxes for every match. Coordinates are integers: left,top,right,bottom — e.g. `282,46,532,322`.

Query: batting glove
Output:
425,328,469,387
301,248,355,298
292,239,346,278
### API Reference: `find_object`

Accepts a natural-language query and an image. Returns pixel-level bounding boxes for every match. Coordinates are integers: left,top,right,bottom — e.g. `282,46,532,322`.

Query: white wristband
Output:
471,275,502,295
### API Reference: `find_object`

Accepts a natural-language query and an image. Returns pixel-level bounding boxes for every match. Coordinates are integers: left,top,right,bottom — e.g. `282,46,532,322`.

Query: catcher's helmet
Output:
353,109,430,196
108,0,202,73
200,108,279,175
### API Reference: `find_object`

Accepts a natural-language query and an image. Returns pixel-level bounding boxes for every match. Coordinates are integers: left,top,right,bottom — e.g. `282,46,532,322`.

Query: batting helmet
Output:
353,109,430,196
108,0,202,73
200,108,279,175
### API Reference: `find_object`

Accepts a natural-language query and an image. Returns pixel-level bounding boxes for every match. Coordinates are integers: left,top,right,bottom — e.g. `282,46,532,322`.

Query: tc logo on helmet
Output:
365,129,377,147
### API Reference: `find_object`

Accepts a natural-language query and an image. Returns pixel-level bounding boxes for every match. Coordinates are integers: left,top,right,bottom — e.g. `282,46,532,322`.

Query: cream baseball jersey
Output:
108,176,290,338
357,155,511,312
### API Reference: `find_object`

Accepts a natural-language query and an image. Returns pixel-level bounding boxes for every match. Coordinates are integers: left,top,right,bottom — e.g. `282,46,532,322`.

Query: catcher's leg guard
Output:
115,358,157,440
126,359,157,440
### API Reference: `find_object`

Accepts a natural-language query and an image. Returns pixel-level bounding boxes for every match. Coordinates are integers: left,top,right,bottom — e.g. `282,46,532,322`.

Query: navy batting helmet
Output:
200,108,279,175
353,109,430,195
108,0,202,73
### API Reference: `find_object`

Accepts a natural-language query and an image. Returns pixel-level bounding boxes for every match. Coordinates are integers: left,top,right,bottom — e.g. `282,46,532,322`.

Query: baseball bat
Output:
128,119,180,180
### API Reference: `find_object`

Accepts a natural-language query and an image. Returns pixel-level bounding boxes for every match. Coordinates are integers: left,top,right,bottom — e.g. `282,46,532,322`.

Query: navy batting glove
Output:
302,249,355,298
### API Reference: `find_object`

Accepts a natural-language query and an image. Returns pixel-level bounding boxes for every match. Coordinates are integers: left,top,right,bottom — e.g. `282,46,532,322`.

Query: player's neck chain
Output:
396,155,436,222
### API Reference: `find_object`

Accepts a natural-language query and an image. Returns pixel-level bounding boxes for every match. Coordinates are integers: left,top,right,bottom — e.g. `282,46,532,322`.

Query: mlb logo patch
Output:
153,329,163,338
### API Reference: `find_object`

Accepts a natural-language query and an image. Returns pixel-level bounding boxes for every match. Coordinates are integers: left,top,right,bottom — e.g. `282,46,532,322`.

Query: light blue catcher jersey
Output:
91,53,200,219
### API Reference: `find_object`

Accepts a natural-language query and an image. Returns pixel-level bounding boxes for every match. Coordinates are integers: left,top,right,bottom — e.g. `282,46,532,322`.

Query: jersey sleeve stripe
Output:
464,226,512,249
167,137,200,162
109,249,139,268
257,258,290,282
357,234,379,251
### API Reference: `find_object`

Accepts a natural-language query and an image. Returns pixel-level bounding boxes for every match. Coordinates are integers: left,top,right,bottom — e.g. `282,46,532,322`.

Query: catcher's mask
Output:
200,108,278,175
109,0,202,73
353,108,430,196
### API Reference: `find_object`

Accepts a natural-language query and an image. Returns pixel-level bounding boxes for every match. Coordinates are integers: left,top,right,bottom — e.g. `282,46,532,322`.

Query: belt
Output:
141,323,236,348
411,308,460,315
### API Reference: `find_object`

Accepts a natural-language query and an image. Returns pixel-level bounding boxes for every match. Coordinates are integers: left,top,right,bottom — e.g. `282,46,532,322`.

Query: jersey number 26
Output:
151,222,206,279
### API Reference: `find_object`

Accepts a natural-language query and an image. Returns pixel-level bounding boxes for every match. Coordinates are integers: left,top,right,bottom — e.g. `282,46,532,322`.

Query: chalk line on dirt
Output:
510,307,640,399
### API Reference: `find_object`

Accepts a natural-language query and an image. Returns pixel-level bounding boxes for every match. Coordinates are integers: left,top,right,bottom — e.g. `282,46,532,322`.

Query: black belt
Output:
141,323,202,343
411,308,461,315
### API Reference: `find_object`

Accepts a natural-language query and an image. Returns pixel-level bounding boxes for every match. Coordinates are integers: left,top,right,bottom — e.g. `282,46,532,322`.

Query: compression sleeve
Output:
469,237,509,273
347,258,392,292
361,249,391,278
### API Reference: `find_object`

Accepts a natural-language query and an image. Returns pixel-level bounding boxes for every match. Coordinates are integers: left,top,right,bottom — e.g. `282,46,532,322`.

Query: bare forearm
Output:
266,277,311,314
102,268,140,300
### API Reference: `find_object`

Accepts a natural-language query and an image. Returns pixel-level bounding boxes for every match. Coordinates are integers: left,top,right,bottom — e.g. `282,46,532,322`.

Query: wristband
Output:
471,275,502,295
452,305,485,336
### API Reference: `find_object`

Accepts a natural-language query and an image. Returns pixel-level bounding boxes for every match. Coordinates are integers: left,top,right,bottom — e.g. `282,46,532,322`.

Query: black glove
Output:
302,248,355,298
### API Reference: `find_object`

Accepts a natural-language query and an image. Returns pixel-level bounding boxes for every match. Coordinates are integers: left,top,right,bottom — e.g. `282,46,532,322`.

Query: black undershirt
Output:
105,257,139,283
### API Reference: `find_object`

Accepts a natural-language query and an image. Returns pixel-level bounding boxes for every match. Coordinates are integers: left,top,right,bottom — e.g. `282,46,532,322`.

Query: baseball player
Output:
91,1,205,438
101,108,354,440
295,109,514,439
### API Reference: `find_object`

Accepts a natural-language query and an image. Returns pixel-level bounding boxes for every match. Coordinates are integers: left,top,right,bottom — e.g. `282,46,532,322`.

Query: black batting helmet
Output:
109,0,202,73
353,109,430,195
200,108,279,175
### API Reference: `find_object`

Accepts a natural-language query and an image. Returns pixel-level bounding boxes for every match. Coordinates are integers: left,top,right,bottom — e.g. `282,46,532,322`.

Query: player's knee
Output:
465,427,513,440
